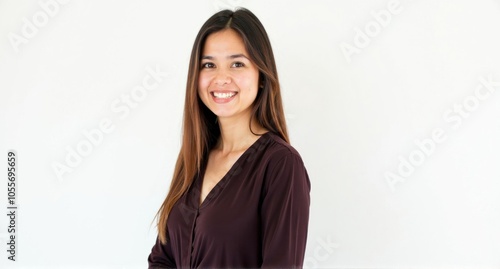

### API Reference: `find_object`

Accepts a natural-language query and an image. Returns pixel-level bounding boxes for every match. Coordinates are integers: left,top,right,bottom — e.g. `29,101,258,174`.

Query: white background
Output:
1,0,500,268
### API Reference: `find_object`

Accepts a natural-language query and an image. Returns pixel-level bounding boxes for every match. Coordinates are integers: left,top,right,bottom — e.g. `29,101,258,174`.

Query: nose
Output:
214,70,231,86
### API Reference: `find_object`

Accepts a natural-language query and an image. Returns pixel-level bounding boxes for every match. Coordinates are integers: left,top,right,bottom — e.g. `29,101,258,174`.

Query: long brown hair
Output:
155,8,289,244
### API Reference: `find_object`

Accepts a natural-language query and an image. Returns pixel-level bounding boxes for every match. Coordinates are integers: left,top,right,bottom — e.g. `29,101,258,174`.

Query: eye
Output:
231,62,245,68
201,62,215,69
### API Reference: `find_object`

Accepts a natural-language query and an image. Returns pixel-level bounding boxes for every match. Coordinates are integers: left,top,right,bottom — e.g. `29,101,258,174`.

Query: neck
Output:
216,112,267,154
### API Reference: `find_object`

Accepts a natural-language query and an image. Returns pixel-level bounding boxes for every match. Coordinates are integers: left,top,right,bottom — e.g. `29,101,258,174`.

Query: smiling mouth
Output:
211,92,237,99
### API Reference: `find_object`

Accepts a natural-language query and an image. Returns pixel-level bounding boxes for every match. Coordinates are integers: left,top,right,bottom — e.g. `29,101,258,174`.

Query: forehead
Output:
202,29,248,56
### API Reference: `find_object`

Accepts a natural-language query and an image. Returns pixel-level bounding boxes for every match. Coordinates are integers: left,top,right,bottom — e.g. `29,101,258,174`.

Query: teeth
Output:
213,92,236,98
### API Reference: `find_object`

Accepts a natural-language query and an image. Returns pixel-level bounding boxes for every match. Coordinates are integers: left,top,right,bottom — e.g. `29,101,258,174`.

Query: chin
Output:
213,112,236,119
213,109,249,120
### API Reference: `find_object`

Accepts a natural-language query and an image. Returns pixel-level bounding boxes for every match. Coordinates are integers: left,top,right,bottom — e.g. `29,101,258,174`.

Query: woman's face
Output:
198,29,260,121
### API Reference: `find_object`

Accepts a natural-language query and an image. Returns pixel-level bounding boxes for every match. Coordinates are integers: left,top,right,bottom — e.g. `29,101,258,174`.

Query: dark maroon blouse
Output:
148,132,311,269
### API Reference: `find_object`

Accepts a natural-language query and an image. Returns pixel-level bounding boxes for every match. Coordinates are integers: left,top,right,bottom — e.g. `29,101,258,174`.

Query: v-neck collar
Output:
193,132,271,209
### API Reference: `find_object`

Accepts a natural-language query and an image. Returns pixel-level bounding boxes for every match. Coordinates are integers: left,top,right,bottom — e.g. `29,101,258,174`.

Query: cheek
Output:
234,72,259,91
198,73,208,90
198,74,210,98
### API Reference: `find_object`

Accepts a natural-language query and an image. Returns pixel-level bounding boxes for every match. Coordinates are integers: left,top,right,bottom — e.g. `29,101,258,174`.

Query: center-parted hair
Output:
155,8,289,244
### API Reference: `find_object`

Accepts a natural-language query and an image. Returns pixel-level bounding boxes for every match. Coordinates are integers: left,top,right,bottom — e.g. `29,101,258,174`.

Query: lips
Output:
212,92,237,98
210,91,238,103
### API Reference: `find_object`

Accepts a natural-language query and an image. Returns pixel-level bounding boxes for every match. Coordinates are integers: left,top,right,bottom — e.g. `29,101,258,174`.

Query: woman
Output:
148,8,310,269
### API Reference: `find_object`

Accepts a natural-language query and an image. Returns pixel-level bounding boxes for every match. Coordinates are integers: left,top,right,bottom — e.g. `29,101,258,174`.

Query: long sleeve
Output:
146,133,310,268
147,235,176,269
260,152,311,269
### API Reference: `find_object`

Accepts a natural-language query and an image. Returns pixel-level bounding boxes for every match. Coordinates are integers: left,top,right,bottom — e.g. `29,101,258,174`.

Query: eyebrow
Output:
201,54,249,60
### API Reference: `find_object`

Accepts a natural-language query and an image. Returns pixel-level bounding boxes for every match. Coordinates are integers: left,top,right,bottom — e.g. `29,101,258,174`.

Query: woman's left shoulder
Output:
260,132,310,192
263,132,306,166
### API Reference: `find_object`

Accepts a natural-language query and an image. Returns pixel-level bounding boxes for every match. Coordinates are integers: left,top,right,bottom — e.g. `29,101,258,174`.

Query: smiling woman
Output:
148,8,310,269
198,29,260,119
